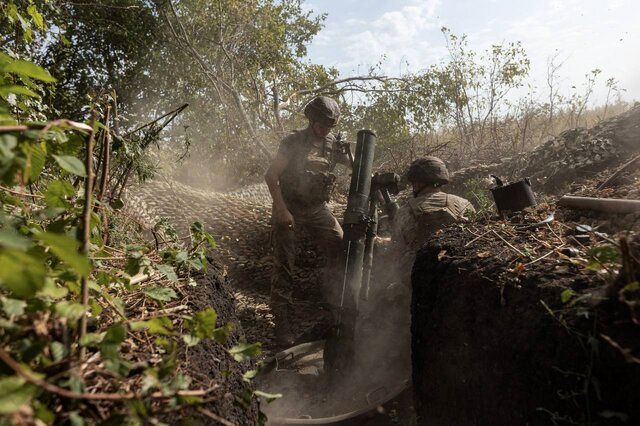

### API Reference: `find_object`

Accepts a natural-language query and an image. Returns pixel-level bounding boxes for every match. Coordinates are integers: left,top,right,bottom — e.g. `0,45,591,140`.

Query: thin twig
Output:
600,334,640,364
464,229,492,247
196,407,236,426
0,185,44,199
79,112,97,359
597,152,640,190
526,245,565,266
491,229,529,259
0,347,216,401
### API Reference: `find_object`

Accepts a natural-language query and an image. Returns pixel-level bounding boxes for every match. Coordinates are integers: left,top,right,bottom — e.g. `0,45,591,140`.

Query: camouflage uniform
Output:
391,189,475,283
270,127,345,316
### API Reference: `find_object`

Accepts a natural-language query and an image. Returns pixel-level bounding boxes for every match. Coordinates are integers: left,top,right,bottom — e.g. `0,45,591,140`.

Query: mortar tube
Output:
326,130,376,374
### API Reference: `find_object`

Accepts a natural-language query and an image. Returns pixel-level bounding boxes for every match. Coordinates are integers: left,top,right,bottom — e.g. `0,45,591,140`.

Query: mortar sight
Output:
371,172,400,196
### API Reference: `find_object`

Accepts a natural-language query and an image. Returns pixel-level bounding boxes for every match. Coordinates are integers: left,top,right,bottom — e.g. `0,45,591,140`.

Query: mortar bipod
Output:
360,172,400,302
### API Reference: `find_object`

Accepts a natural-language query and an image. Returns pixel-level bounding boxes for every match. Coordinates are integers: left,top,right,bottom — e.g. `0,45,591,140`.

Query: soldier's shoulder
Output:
410,191,448,214
279,129,308,152
445,193,475,214
282,128,307,142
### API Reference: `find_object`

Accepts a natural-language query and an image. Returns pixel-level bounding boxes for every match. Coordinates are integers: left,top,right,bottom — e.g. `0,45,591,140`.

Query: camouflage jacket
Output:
277,128,345,208
392,189,475,256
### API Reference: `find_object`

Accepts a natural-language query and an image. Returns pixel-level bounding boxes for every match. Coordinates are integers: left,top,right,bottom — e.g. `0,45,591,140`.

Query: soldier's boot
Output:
273,307,295,347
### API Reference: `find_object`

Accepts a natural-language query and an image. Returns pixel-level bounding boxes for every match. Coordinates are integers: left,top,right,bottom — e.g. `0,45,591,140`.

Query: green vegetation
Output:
1,3,268,423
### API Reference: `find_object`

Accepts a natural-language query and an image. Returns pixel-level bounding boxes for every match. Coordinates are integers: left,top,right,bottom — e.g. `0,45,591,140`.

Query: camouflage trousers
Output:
270,203,343,318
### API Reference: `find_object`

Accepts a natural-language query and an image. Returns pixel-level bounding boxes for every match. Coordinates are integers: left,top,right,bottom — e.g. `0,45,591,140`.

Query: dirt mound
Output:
164,263,261,425
449,104,640,194
412,104,640,424
411,199,640,424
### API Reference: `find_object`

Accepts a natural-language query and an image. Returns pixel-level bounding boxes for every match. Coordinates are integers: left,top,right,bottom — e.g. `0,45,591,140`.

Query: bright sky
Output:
304,0,639,103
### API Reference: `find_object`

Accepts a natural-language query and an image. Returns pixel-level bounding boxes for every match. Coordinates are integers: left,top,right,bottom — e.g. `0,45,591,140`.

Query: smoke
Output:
257,212,414,423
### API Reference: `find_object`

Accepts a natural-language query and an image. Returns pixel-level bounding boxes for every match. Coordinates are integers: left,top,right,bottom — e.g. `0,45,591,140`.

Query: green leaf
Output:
253,390,282,403
44,179,75,208
0,229,32,250
212,323,233,344
100,323,126,365
69,411,85,426
229,342,261,362
130,317,173,335
586,245,620,271
0,85,40,98
188,308,218,339
34,400,55,424
243,369,258,381
3,59,56,83
37,232,91,276
0,249,46,297
560,289,575,304
0,376,35,414
2,298,26,316
50,341,68,362
621,281,640,294
110,198,125,210
52,154,86,177
156,264,178,282
182,335,200,347
143,286,177,302
28,142,46,182
55,301,87,320
37,278,68,299
27,5,45,31
79,332,105,347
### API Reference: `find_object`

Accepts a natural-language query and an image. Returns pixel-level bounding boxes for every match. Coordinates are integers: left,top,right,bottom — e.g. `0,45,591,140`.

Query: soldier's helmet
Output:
304,96,340,127
407,156,450,186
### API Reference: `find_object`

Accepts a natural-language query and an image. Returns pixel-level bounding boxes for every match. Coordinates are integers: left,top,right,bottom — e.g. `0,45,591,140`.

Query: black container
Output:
491,178,537,214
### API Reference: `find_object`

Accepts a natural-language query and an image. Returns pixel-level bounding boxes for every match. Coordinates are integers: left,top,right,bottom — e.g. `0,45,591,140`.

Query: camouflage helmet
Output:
304,96,340,127
407,156,450,186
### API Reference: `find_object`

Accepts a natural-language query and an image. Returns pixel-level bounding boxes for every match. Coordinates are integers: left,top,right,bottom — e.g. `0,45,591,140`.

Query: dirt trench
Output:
162,263,261,425
411,223,640,425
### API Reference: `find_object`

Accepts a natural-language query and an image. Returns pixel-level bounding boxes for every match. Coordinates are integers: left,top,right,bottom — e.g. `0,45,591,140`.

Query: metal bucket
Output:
491,177,536,214
257,341,409,425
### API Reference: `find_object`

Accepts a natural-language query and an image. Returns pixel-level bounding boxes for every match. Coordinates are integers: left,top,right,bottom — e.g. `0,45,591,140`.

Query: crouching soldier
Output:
264,96,350,346
367,157,475,374
392,156,475,278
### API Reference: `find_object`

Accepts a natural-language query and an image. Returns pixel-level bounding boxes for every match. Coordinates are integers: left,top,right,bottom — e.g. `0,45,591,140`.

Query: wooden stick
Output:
464,229,491,247
491,229,529,259
525,245,565,266
130,273,152,285
558,195,640,214
97,106,112,205
597,153,640,190
79,112,97,358
97,106,112,245
0,346,215,401
0,125,29,133
196,407,236,426
0,185,44,199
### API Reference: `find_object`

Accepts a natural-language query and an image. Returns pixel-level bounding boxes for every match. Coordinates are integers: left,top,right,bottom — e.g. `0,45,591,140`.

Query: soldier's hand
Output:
276,208,295,229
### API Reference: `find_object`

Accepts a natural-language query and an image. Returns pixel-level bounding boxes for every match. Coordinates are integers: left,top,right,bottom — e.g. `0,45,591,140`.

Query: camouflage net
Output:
124,179,346,347
449,104,640,194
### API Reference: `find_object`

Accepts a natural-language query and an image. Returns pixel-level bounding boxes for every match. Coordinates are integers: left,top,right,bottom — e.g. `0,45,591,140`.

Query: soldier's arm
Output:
265,152,294,227
334,142,353,167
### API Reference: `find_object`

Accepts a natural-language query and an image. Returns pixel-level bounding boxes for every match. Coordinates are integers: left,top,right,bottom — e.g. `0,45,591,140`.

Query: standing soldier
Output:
264,96,349,346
